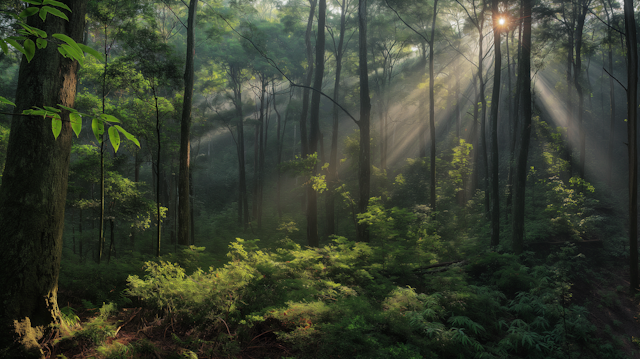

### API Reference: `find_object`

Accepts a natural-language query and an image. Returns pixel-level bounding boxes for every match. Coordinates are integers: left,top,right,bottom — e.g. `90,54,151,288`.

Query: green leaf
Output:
91,118,104,142
43,0,71,12
57,45,68,58
108,126,120,153
52,33,82,54
19,24,47,38
18,7,40,19
39,7,48,21
23,39,35,62
0,40,8,55
41,6,68,21
70,112,81,137
23,0,43,4
36,38,47,49
100,114,120,123
0,96,16,107
57,104,78,113
52,117,62,139
115,125,140,147
59,44,83,65
5,39,27,59
78,43,104,62
43,106,61,113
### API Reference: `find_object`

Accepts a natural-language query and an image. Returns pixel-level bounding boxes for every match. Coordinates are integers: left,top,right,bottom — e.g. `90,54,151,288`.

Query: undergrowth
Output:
122,222,627,358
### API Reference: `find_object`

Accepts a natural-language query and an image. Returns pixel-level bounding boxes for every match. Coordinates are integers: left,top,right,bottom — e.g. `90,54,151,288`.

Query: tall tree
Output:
307,0,326,246
489,0,501,246
512,0,532,254
573,0,591,179
0,1,87,356
623,0,638,292
356,0,371,242
178,0,198,245
325,0,351,237
428,0,438,212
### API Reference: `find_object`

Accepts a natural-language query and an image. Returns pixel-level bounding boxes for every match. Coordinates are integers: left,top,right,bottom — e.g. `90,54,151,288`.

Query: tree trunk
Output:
489,0,501,247
573,0,589,180
178,0,197,245
357,0,371,242
307,0,326,247
429,0,439,213
623,0,638,292
300,0,317,158
0,1,86,356
512,0,532,254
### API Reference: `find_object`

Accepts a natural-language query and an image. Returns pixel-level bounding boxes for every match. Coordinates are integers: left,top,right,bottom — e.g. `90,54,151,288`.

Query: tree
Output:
512,0,531,254
0,1,87,356
325,0,352,237
178,0,198,245
307,0,326,247
623,0,638,292
356,0,371,242
489,0,501,247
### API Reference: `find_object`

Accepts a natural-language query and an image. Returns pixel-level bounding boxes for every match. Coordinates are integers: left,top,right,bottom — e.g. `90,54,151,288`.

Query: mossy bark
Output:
0,1,86,357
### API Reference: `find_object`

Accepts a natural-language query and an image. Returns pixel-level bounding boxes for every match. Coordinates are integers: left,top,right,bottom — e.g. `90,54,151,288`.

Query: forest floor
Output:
48,257,640,359
570,261,640,358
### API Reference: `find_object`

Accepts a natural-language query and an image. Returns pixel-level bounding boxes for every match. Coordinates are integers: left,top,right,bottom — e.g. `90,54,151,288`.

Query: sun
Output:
498,17,505,26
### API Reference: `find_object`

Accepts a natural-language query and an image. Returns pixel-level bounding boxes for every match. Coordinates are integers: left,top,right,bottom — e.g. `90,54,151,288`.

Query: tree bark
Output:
512,0,532,254
307,0,326,247
178,0,197,245
623,0,638,292
429,0,439,213
357,0,371,242
489,0,501,247
326,1,346,237
0,1,86,356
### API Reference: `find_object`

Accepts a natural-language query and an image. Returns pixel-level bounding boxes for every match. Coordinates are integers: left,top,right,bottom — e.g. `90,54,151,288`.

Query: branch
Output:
161,1,187,29
384,0,431,45
217,14,359,125
603,67,627,91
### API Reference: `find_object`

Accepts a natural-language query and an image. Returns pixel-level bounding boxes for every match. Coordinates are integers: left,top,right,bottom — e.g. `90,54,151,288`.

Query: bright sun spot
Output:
498,18,505,25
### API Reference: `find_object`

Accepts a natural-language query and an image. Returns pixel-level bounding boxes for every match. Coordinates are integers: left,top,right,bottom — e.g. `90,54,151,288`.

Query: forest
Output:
0,0,639,357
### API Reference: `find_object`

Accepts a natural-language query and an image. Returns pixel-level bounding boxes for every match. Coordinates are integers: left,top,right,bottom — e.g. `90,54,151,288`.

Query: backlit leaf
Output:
41,6,68,21
115,125,140,147
109,126,120,153
43,0,71,12
52,117,62,139
70,112,81,137
0,96,15,107
92,118,104,142
78,43,104,62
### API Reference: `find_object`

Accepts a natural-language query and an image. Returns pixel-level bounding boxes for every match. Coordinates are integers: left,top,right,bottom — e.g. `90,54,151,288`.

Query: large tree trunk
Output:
307,0,326,247
178,0,197,245
604,0,615,189
512,0,532,254
0,1,86,356
623,0,638,292
357,0,371,242
489,0,501,247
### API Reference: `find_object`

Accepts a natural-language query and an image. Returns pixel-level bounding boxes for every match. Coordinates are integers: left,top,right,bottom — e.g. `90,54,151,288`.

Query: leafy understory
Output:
53,227,637,358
